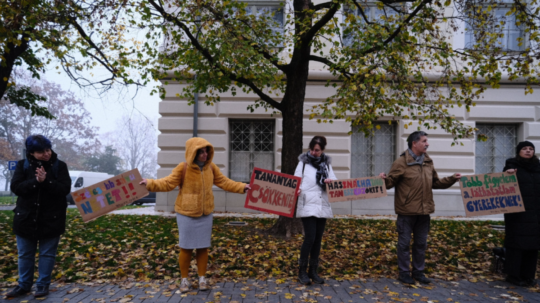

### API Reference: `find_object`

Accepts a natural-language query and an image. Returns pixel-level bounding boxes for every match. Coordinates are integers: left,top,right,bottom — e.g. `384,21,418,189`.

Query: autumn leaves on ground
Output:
0,210,520,286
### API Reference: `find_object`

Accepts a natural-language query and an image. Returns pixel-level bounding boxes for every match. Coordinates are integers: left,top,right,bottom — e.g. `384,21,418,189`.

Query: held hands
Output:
379,172,387,179
506,169,517,174
324,178,333,184
139,179,148,186
35,166,46,183
453,173,462,180
244,184,251,193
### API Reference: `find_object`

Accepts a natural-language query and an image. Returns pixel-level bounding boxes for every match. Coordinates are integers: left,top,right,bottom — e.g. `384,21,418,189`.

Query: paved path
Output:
2,278,539,302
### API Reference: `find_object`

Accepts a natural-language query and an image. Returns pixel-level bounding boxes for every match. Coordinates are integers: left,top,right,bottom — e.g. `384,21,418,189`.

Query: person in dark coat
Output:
503,141,540,287
6,135,71,298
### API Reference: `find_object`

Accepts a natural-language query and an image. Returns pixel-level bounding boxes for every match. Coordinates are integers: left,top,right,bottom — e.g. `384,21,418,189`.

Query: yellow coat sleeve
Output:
146,162,185,192
211,163,246,193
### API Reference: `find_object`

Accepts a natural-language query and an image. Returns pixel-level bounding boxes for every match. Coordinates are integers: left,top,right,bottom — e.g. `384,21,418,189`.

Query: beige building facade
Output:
153,1,540,216
154,73,540,217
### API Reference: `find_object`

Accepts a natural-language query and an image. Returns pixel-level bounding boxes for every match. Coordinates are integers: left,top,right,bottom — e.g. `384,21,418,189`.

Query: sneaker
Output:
180,278,191,293
6,286,30,298
199,276,209,291
398,272,415,284
34,286,49,298
412,272,431,284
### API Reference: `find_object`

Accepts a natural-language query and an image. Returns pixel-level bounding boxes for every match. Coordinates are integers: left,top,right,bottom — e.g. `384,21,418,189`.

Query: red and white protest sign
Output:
244,167,301,218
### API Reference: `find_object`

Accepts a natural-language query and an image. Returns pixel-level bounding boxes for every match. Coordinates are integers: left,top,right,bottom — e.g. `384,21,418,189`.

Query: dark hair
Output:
407,131,428,149
25,135,52,153
309,136,327,151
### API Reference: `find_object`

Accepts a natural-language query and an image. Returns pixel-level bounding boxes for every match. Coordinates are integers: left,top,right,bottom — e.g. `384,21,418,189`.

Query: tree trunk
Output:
266,101,306,237
267,4,311,236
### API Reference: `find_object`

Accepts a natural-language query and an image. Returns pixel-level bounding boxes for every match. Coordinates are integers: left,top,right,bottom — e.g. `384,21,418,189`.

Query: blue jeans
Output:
16,235,61,290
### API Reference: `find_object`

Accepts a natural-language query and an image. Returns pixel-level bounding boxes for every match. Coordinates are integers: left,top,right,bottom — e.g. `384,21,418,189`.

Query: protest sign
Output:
326,176,387,203
244,167,301,218
72,169,149,222
459,172,525,217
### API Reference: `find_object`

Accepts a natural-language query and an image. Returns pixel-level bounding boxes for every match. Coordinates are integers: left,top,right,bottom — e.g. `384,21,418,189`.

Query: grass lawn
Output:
0,210,514,285
0,196,15,205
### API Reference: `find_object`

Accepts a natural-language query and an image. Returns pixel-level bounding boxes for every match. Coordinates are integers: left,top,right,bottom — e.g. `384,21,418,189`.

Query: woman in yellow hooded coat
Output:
140,137,249,292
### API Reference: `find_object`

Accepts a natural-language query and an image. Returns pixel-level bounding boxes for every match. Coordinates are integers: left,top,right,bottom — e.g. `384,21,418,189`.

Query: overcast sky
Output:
43,66,161,136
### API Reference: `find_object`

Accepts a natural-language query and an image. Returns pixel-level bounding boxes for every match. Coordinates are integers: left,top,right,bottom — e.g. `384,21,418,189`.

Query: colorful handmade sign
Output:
326,176,387,203
460,172,525,217
72,169,149,222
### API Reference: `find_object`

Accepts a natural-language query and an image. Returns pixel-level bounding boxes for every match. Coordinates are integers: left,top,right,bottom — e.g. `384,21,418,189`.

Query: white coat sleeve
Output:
294,161,305,178
328,164,337,180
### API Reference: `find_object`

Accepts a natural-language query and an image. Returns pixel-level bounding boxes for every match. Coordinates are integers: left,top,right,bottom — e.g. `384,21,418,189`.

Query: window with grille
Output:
351,124,395,178
230,120,275,182
475,124,517,174
464,1,527,51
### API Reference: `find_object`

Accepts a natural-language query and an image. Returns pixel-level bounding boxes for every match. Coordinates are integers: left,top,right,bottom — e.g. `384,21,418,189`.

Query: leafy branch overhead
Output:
124,0,539,142
0,0,146,115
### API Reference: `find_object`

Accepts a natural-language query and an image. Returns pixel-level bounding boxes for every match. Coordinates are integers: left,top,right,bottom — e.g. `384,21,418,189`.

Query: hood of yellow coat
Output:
185,137,214,167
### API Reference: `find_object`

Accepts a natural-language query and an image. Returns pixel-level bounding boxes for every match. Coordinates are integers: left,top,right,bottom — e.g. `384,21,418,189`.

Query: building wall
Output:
154,76,540,216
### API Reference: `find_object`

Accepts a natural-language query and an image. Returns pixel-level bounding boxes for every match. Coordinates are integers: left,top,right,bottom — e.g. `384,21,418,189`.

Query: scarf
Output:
306,151,329,191
407,149,425,166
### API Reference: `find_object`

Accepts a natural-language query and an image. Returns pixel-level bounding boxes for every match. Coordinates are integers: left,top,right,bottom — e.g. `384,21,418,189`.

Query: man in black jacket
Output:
6,135,71,298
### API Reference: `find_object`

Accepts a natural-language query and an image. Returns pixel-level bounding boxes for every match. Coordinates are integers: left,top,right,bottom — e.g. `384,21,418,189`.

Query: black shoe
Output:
525,278,537,287
6,286,30,298
298,259,311,285
412,272,431,284
506,275,527,287
398,272,415,284
308,259,325,284
34,286,49,298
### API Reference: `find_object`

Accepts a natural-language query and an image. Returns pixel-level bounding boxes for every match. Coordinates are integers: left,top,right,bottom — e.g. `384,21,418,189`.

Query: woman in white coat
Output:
295,136,337,285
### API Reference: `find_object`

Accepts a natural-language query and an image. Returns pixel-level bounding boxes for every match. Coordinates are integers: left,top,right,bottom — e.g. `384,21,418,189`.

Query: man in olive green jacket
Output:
380,131,461,285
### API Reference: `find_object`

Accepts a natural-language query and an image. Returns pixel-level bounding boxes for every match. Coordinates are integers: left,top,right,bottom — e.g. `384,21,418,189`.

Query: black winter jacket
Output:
503,157,540,250
10,151,71,240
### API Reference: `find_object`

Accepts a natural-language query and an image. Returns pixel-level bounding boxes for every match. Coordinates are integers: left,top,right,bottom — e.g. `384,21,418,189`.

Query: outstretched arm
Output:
212,163,246,193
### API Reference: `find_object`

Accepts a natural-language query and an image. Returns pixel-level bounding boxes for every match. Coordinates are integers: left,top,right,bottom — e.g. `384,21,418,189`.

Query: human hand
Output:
244,184,251,192
453,173,462,179
324,178,333,184
139,179,148,186
506,169,517,174
379,172,386,179
35,166,46,183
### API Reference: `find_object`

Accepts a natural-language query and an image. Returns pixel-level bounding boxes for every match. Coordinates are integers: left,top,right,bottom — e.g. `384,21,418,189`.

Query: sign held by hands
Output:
72,169,149,222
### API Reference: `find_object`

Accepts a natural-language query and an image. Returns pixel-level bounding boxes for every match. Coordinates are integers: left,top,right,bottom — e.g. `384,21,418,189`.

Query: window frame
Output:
229,119,275,183
464,1,529,52
341,2,406,47
350,123,396,178
475,123,518,174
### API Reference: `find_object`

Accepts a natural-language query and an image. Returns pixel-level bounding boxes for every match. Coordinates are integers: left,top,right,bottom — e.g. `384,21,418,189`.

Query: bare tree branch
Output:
147,0,284,111
360,0,433,56
308,55,352,79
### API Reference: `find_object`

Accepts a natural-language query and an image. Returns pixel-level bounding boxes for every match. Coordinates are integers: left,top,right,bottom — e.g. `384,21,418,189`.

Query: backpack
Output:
23,158,60,179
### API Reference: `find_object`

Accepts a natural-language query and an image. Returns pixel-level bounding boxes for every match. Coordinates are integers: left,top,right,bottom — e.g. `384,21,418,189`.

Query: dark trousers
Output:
506,248,538,280
300,217,327,260
396,214,431,273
